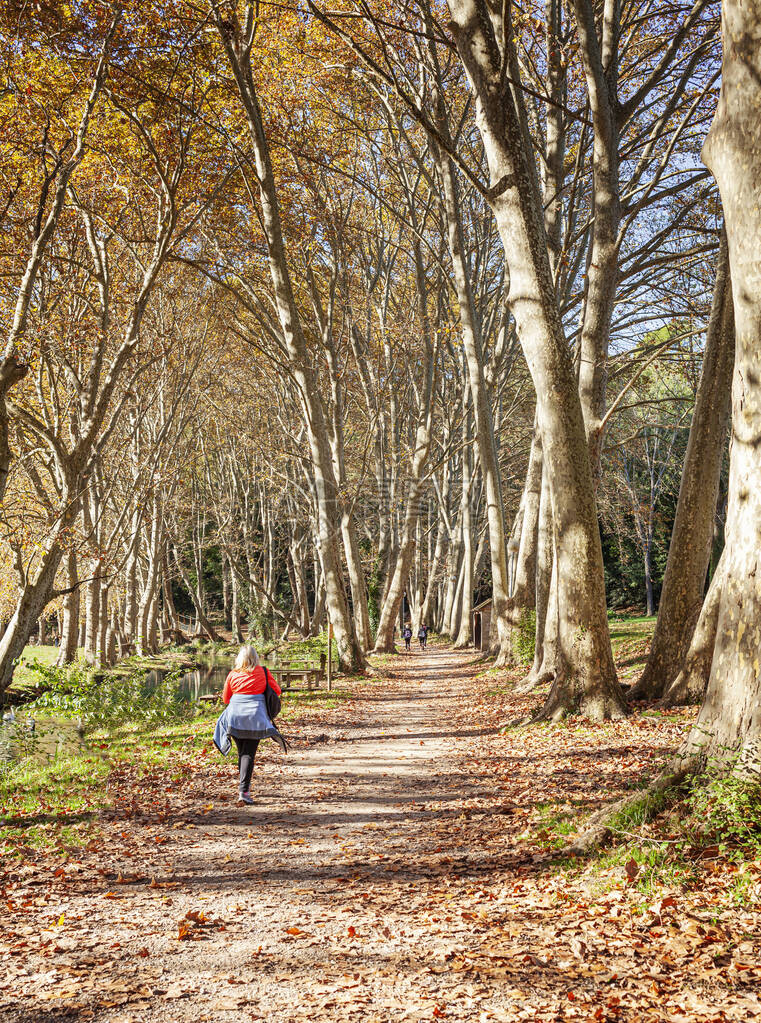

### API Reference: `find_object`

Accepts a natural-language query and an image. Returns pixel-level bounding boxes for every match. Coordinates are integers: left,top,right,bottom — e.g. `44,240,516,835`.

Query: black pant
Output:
232,737,260,792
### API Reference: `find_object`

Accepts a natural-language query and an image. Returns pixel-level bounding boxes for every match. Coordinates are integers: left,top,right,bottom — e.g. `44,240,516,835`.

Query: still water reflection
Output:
1,659,230,764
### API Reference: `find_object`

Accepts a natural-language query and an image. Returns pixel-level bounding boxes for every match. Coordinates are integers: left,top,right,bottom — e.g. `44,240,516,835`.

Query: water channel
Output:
0,659,231,766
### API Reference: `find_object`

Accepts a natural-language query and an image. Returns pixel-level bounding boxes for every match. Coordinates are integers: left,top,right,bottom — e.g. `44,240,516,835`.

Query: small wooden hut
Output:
472,598,492,652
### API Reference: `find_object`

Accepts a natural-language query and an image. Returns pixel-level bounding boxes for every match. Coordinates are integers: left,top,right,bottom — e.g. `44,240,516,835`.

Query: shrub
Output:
26,659,193,732
512,608,536,664
686,768,761,855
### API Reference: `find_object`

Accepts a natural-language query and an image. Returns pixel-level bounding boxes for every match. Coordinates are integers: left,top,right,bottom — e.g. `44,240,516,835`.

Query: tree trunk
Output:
82,486,102,666
222,553,231,630
309,565,327,637
434,134,512,662
450,526,468,644
442,535,462,637
574,29,621,477
688,1,761,769
455,411,474,647
374,460,432,652
448,0,625,719
644,539,655,618
215,14,365,674
147,589,160,654
530,462,553,680
106,605,118,667
173,545,219,642
420,508,448,630
96,583,109,666
230,562,244,644
289,536,311,635
162,551,181,638
0,356,29,503
57,552,80,666
137,500,162,655
537,537,559,682
662,552,725,708
0,546,64,694
373,241,436,653
123,464,141,641
633,231,734,699
341,512,372,651
507,430,542,657
84,565,102,667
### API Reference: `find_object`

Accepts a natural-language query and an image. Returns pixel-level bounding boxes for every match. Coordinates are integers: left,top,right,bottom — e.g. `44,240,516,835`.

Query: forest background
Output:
0,0,752,768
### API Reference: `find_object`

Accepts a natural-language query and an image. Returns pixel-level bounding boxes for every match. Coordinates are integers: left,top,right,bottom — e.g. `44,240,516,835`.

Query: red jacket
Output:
222,666,281,705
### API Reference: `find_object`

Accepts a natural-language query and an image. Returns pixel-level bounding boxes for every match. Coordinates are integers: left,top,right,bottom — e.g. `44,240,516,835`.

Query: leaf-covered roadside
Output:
1,648,760,1022
454,661,761,1021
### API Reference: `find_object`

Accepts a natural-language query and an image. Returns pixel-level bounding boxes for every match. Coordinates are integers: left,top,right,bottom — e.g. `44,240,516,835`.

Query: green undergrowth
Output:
533,765,761,907
26,661,197,731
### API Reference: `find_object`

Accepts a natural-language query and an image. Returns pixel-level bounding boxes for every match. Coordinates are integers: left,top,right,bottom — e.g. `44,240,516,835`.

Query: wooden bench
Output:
267,661,323,691
198,657,325,702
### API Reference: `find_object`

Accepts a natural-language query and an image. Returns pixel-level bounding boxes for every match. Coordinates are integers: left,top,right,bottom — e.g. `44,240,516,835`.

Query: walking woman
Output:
213,645,286,805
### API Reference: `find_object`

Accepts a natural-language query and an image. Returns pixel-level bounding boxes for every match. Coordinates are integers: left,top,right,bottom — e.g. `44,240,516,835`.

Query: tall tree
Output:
632,230,734,700
211,3,366,672
686,0,761,768
445,0,625,718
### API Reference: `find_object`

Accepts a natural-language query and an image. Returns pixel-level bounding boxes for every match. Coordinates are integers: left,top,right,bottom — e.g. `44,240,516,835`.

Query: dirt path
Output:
3,646,760,1022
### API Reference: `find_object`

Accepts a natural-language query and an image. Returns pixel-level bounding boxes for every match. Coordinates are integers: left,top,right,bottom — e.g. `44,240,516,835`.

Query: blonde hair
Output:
234,644,260,670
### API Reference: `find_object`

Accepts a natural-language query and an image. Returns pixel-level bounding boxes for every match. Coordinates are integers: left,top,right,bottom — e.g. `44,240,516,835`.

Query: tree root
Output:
532,685,628,723
567,756,698,855
492,647,516,670
515,669,554,695
660,667,707,708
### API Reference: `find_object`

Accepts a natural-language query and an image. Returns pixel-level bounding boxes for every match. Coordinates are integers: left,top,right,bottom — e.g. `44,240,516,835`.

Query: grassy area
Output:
10,645,60,691
0,746,112,854
267,632,339,666
0,712,214,855
471,613,656,685
608,614,656,643
608,614,655,685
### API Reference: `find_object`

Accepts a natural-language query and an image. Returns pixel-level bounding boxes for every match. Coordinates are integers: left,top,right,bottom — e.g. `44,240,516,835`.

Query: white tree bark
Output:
687,0,761,769
448,0,624,718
